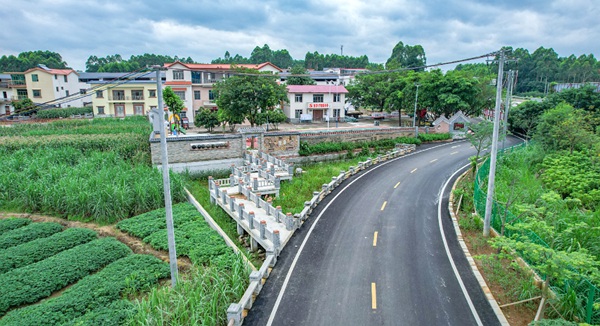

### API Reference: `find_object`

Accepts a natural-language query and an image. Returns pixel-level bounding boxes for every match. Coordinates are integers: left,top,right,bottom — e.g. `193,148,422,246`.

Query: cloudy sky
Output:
1,0,598,71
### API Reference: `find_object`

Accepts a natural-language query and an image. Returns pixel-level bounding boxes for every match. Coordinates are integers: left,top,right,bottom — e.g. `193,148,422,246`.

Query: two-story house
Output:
284,85,348,122
22,64,89,108
0,74,14,116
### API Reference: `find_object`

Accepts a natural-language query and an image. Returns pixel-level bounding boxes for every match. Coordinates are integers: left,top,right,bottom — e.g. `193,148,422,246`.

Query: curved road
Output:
245,137,522,325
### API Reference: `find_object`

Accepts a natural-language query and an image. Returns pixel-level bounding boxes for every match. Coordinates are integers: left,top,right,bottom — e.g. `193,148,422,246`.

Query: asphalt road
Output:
245,137,522,326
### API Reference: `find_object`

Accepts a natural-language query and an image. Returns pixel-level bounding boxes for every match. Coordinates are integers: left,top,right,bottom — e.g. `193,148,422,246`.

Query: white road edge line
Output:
265,140,467,326
438,163,484,326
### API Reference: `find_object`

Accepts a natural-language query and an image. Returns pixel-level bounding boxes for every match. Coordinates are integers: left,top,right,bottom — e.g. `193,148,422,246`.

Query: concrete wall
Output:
150,132,244,165
299,127,415,145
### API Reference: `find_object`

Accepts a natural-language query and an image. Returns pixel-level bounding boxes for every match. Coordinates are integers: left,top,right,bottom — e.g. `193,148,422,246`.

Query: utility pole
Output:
413,83,420,137
483,50,505,237
154,65,179,286
341,45,343,56
502,70,515,149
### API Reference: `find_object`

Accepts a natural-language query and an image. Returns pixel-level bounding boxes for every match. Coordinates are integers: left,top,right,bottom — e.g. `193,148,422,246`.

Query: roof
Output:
0,74,11,80
286,85,348,94
164,61,283,72
24,67,76,75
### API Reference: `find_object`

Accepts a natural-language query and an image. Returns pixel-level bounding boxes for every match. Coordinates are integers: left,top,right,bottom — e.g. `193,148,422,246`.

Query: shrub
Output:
0,218,31,235
0,222,63,249
418,133,452,142
0,237,131,316
0,254,169,326
36,107,93,119
298,136,422,156
0,228,97,274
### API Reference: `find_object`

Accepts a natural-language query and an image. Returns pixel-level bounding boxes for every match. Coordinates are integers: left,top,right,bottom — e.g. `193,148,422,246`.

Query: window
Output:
17,89,27,99
207,73,213,81
64,75,68,82
333,109,341,117
134,104,144,115
149,89,156,98
33,89,41,97
191,71,201,84
313,94,324,103
80,89,86,95
174,91,185,100
295,94,302,102
56,87,59,92
173,70,184,80
131,90,144,100
333,93,341,102
113,91,124,100
115,105,125,117
96,90,103,98
3,91,7,99
32,74,39,82
295,109,303,119
194,90,201,100
65,90,69,96
54,75,57,80
97,106,105,115
209,90,215,100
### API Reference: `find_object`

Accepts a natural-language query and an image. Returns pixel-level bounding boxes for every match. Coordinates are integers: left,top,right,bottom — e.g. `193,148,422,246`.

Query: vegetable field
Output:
0,219,169,324
0,117,186,223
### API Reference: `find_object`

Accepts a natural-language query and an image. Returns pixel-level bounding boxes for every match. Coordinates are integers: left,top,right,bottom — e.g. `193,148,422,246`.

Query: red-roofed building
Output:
284,85,348,122
163,61,282,121
15,64,90,108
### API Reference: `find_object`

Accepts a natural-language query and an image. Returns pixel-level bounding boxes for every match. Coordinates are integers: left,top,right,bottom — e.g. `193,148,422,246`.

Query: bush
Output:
418,133,452,142
0,218,31,235
0,222,63,249
298,136,422,156
0,254,169,326
36,107,93,119
0,237,131,316
0,228,97,274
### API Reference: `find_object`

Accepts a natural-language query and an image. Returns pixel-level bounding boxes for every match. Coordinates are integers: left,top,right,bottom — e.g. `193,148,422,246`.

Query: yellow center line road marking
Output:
373,231,378,246
430,159,438,163
450,151,459,155
371,283,377,309
394,182,401,189
410,168,418,173
380,201,387,211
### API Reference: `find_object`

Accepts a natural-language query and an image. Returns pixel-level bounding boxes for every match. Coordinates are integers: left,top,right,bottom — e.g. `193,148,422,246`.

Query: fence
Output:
473,144,599,324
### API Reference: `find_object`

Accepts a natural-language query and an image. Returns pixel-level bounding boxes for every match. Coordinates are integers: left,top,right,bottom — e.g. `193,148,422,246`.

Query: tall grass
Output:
128,252,250,326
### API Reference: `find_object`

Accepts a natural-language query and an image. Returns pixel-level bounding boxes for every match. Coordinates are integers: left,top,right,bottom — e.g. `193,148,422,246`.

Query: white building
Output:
0,74,13,116
284,85,348,122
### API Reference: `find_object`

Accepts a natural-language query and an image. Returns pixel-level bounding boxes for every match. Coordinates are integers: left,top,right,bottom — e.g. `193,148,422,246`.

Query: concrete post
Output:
227,303,242,326
275,176,281,189
238,203,245,221
238,180,244,194
229,174,235,186
288,163,294,176
250,270,263,294
285,212,293,231
267,198,273,215
253,177,258,191
350,166,355,175
231,164,236,175
260,220,266,239
208,176,213,190
237,223,244,236
248,211,255,229
322,184,328,194
270,166,275,176
246,186,252,198
255,193,261,208
251,237,258,252
275,206,282,222
214,182,220,198
273,229,281,254
229,196,235,211
221,189,227,203
304,201,311,213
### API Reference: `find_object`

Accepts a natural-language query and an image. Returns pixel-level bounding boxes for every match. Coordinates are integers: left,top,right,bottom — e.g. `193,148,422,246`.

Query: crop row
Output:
0,237,131,316
0,228,98,274
35,106,93,119
0,254,170,326
0,222,63,249
116,203,230,265
0,116,151,137
0,218,31,235
0,148,186,224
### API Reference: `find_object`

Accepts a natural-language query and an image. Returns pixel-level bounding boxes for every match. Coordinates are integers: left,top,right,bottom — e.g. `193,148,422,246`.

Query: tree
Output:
260,108,287,130
0,51,68,72
286,65,315,85
162,87,185,132
508,100,545,138
214,67,288,128
385,41,426,71
194,108,219,132
534,103,596,154
466,120,494,174
12,98,35,113
346,72,397,112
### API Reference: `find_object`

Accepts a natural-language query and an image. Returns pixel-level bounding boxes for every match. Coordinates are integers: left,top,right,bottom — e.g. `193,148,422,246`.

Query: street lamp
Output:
413,83,420,137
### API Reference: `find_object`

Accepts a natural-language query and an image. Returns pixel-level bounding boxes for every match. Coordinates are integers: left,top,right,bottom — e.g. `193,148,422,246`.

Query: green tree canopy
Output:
214,67,288,128
385,41,426,71
286,65,315,85
534,103,597,153
0,51,68,72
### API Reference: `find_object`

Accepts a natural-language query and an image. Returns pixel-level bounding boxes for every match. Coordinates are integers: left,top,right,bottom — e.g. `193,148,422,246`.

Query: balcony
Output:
107,95,144,102
8,81,26,88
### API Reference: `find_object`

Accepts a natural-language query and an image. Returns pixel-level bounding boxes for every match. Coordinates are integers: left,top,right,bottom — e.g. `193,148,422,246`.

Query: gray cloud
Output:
0,0,597,71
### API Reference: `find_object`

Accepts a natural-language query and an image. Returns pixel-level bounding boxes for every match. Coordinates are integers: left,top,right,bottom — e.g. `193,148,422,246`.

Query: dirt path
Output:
0,212,191,271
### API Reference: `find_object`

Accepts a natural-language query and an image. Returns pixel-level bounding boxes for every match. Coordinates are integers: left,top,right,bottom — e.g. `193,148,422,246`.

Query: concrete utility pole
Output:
413,83,420,137
154,66,179,286
502,70,515,149
483,51,505,237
